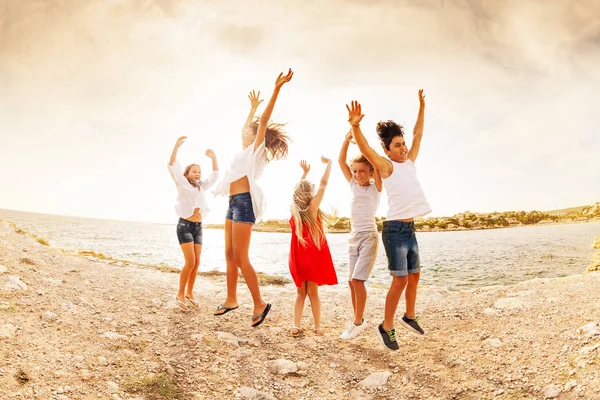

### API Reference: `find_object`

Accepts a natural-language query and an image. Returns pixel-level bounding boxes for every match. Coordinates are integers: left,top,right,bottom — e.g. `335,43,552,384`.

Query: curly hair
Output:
376,120,405,151
248,118,290,162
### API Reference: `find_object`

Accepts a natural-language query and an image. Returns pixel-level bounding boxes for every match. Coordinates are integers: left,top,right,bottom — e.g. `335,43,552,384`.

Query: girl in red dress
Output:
289,157,338,336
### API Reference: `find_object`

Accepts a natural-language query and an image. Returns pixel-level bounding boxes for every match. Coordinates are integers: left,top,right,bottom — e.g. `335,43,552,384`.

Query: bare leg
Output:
348,281,357,316
405,272,420,319
306,281,321,332
215,219,239,313
231,222,267,321
294,282,307,328
177,242,196,310
351,279,367,325
184,244,202,301
383,276,407,331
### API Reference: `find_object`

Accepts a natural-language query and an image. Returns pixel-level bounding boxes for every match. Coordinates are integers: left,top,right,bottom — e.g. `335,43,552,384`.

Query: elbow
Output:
320,178,329,187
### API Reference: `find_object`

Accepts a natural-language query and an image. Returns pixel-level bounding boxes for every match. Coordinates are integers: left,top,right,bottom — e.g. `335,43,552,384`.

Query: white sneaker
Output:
340,320,367,340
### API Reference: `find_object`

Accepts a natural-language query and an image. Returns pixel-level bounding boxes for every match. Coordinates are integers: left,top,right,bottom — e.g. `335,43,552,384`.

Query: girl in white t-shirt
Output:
212,69,293,327
338,131,382,340
168,136,219,311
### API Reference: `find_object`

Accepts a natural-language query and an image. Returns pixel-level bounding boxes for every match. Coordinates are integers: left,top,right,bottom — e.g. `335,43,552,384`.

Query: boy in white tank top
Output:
345,90,430,351
337,131,382,340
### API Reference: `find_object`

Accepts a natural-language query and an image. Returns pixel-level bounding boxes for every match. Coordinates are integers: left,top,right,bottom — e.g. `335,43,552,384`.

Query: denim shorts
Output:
382,221,420,277
225,192,256,224
176,218,203,245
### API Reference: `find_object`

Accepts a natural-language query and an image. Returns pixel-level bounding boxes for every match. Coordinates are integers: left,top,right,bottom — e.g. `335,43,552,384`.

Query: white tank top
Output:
383,159,431,220
349,179,381,233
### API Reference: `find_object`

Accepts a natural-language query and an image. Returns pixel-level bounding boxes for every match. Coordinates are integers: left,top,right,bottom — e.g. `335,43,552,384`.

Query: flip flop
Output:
213,304,239,316
176,297,189,312
251,303,272,327
185,297,199,308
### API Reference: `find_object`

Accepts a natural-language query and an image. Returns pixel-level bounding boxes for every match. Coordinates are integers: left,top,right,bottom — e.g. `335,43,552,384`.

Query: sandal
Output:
214,304,239,316
251,303,272,327
290,326,304,336
313,326,324,336
185,296,199,308
176,297,189,312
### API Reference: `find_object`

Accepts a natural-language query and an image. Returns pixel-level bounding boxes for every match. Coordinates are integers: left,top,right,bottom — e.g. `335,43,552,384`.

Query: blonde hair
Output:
349,154,374,171
183,163,201,189
291,180,330,249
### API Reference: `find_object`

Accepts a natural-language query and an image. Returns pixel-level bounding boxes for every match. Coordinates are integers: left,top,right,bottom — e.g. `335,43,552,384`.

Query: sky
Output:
0,0,599,224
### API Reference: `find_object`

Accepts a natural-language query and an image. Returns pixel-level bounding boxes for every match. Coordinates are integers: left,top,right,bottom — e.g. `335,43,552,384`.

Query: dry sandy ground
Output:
1,220,599,400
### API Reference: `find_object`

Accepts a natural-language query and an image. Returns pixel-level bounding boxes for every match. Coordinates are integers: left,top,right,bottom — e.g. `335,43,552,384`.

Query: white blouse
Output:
168,161,219,219
213,142,268,222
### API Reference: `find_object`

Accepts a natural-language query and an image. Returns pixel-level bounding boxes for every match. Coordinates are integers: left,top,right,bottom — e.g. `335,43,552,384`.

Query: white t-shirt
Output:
213,142,268,222
168,161,219,219
350,179,381,233
383,159,431,220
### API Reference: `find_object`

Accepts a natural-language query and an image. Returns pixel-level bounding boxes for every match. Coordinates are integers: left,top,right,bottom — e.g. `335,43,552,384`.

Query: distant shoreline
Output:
204,217,600,234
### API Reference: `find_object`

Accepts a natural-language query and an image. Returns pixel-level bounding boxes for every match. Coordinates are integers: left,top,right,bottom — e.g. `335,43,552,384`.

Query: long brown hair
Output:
291,180,330,249
249,118,290,161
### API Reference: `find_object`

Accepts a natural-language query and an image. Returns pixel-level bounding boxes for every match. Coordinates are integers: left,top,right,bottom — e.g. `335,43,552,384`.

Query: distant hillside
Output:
545,205,590,216
205,202,600,233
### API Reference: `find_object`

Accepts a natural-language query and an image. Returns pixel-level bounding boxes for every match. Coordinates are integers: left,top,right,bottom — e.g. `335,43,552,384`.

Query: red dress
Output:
289,217,338,288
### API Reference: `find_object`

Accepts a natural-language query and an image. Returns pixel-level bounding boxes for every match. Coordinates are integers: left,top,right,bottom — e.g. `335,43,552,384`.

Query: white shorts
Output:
348,231,379,281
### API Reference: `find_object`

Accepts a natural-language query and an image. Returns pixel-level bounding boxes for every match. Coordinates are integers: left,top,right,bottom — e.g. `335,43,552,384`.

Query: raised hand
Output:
275,68,294,89
345,130,356,144
418,89,426,107
248,90,263,109
205,149,216,159
175,136,187,148
300,160,311,174
321,155,331,164
346,101,364,127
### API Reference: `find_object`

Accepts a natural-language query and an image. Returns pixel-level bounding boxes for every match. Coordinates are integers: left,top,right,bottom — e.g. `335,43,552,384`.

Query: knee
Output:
307,288,319,301
233,254,247,267
392,276,408,286
297,287,307,298
351,279,365,287
225,249,235,263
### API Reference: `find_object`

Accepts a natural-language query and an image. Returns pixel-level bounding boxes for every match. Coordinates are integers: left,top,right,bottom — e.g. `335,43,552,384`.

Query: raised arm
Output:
408,89,425,163
346,101,393,178
255,69,294,152
373,168,383,192
202,149,219,189
309,156,332,213
337,131,353,182
241,90,263,138
169,136,186,166
299,160,311,180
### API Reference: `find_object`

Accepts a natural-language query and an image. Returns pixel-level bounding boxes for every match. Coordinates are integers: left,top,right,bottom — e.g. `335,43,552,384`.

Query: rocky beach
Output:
1,219,600,400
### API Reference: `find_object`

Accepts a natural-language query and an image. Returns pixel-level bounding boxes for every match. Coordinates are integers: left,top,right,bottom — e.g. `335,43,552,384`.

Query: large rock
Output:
239,386,277,400
543,384,561,398
579,322,600,337
357,371,392,390
2,275,28,292
493,298,524,310
588,252,600,272
0,324,17,339
266,359,297,375
215,331,241,347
